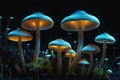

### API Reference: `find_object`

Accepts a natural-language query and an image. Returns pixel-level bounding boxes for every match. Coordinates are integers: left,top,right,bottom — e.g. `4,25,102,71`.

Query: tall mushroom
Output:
65,49,77,74
95,32,116,68
21,12,54,65
48,38,71,76
82,44,100,75
8,28,33,71
61,10,100,71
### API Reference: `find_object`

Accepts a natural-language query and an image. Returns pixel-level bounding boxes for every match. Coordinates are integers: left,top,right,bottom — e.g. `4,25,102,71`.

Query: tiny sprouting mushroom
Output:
82,44,100,75
65,49,77,74
61,10,100,71
95,58,99,64
95,32,116,68
45,54,51,61
79,58,89,77
104,57,109,67
48,38,71,76
8,28,33,71
21,12,54,65
117,62,120,71
103,69,112,77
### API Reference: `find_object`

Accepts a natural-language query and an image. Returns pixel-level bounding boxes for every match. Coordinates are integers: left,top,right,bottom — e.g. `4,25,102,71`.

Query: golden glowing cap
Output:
65,49,77,58
61,10,100,31
22,12,54,31
48,38,71,52
8,28,33,42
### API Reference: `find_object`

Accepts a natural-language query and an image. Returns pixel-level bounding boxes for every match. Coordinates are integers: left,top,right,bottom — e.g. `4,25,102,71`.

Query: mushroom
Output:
78,58,89,77
95,32,116,68
45,54,52,61
95,58,99,65
8,28,33,71
65,49,77,74
48,38,71,76
61,10,100,71
117,62,120,71
103,69,112,77
82,44,100,75
104,57,109,67
21,12,54,65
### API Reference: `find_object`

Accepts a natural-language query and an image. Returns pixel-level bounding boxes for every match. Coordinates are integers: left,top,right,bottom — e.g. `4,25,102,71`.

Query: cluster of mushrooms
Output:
7,10,116,79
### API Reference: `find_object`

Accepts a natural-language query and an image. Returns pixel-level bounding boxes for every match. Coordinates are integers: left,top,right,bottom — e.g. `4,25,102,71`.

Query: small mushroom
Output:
8,28,33,71
21,12,54,65
103,69,112,78
104,57,109,67
48,38,71,76
65,49,77,74
79,58,89,77
117,62,120,71
45,54,51,61
82,44,100,75
61,10,100,71
95,58,99,65
95,32,116,68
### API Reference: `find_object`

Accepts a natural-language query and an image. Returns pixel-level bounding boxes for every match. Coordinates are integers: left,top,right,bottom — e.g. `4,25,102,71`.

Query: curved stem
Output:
99,42,107,68
71,23,83,71
18,36,25,70
57,48,62,76
13,62,22,73
81,65,85,77
68,57,72,74
87,54,93,75
33,25,40,65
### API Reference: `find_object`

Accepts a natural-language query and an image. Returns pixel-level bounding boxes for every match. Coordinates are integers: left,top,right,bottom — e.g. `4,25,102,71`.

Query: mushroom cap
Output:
82,44,100,54
65,49,77,58
48,38,71,52
61,10,100,31
106,69,112,74
104,57,108,61
46,54,51,57
95,32,116,44
8,28,33,42
79,58,89,65
21,12,54,31
117,62,120,65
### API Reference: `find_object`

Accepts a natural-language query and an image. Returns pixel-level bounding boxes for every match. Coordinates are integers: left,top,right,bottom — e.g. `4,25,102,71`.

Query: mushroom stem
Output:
68,57,72,74
18,36,25,71
71,24,83,71
99,42,107,68
57,48,62,76
33,24,40,64
87,54,93,75
13,62,22,73
81,65,86,77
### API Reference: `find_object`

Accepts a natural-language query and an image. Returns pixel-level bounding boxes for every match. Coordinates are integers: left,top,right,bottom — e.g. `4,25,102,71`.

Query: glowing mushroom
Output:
61,10,100,70
65,49,77,74
79,58,89,77
21,12,54,64
8,28,33,71
95,32,116,68
82,44,100,75
48,38,71,76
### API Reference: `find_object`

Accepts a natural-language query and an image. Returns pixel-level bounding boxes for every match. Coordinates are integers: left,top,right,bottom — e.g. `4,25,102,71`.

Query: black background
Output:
0,0,119,65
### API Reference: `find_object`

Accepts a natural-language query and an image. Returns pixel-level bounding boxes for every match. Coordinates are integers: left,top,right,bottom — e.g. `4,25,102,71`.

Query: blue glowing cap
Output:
82,44,100,54
95,32,116,44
